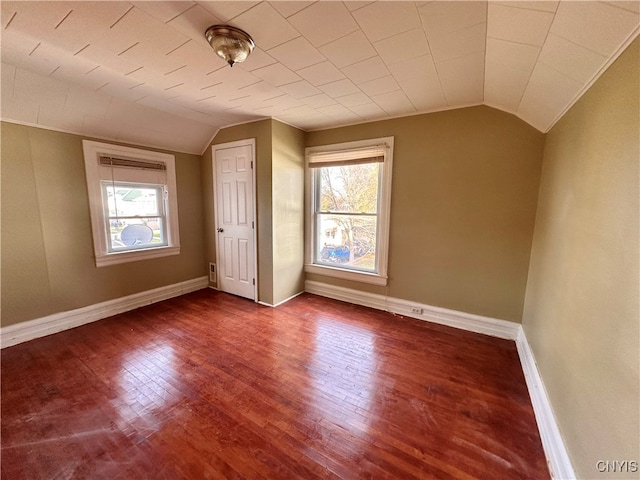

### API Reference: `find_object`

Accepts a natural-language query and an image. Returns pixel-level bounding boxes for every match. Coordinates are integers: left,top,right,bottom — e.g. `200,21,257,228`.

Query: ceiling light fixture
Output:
204,25,255,68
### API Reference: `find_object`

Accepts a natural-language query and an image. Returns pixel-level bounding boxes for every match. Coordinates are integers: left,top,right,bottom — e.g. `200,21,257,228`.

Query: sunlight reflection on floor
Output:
310,318,379,443
114,342,180,436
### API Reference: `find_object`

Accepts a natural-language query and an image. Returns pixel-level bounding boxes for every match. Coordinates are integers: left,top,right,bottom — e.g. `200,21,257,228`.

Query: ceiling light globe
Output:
205,25,255,67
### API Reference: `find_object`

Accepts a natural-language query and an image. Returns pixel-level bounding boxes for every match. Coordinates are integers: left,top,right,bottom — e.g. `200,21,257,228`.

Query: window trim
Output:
83,140,180,267
304,136,394,286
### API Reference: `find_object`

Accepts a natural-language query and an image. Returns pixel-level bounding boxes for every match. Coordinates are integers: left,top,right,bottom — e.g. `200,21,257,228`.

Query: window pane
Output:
315,213,377,272
102,182,166,252
108,218,165,251
318,163,379,214
105,184,162,217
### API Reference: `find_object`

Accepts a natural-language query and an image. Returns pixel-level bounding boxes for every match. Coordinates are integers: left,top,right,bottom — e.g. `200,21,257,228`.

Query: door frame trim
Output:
211,139,258,302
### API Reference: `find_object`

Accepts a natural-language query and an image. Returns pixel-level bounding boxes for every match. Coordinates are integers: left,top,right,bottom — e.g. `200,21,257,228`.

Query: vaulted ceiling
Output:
2,1,639,154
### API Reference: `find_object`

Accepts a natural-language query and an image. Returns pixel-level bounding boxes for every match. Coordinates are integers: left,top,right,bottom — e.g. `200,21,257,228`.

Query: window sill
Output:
304,263,388,286
96,246,180,267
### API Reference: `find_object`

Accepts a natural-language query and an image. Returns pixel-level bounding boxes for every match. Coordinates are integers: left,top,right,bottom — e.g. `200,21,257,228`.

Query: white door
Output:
214,142,256,300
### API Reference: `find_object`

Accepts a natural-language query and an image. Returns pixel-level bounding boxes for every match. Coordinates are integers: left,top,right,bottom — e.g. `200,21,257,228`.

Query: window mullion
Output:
106,215,162,220
316,211,377,216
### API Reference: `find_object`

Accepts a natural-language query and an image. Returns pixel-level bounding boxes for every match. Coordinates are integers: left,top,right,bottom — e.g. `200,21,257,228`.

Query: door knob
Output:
216,227,224,233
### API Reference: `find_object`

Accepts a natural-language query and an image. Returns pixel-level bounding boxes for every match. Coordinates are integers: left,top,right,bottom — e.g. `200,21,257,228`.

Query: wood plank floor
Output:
1,290,549,479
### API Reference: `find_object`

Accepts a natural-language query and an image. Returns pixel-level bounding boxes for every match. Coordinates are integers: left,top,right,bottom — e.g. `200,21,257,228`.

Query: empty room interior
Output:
1,1,638,479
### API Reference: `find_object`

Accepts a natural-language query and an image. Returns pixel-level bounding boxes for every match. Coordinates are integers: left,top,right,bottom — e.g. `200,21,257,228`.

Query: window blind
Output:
307,144,387,168
98,155,168,185
99,156,167,171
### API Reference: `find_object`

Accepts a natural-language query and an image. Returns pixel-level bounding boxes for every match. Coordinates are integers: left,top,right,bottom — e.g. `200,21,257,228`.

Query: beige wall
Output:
204,119,274,304
306,106,545,322
204,119,305,306
201,142,215,277
271,120,305,304
522,39,639,478
1,122,206,327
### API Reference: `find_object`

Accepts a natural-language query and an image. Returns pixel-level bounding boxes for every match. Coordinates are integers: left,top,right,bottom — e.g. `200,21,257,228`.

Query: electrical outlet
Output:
411,307,423,315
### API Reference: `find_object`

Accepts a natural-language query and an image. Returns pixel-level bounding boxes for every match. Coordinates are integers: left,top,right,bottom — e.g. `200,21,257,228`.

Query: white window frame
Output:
83,140,180,267
305,136,394,286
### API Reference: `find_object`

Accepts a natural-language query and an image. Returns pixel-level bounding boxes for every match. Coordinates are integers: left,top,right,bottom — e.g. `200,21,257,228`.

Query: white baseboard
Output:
258,290,305,308
304,279,574,479
1,276,209,349
516,328,576,480
304,280,520,340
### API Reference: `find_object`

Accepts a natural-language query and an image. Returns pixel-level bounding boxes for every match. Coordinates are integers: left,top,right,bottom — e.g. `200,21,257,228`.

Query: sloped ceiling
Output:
1,1,639,155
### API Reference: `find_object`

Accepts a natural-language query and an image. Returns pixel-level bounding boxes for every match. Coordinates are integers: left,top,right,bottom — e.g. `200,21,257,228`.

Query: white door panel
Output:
215,143,255,300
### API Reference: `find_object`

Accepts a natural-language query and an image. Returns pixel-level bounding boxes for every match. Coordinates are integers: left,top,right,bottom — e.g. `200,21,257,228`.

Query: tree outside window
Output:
306,137,393,286
315,163,380,271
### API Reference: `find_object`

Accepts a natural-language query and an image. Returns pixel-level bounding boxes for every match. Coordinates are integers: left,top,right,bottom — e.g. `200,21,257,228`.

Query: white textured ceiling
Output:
1,1,639,154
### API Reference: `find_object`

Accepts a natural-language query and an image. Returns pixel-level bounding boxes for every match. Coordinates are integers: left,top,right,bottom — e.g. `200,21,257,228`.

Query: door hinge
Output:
252,278,255,285
252,221,254,228
250,161,253,169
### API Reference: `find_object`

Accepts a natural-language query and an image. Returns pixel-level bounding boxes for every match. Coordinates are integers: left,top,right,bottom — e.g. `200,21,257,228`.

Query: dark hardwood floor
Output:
1,289,549,479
